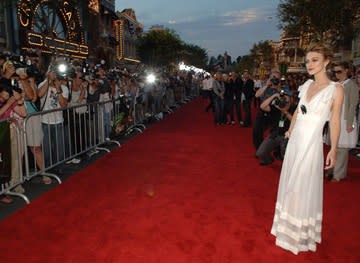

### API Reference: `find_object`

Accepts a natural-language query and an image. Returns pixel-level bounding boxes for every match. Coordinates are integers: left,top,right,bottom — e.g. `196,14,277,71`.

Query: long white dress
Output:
271,79,337,255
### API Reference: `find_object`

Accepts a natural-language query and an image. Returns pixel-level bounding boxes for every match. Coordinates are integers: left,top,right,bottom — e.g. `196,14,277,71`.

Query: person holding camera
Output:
256,90,294,165
0,77,27,195
253,72,284,151
37,69,69,170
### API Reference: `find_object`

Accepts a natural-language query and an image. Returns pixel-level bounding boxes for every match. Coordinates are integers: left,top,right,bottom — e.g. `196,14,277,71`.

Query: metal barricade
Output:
0,118,29,204
22,100,121,185
16,85,194,204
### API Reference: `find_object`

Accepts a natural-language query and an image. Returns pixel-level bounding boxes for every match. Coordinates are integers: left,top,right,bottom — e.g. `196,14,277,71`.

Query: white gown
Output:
271,80,337,254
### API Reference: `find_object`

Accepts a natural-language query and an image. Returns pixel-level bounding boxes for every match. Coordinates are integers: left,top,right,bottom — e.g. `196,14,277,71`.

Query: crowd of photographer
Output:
203,65,360,172
0,49,200,204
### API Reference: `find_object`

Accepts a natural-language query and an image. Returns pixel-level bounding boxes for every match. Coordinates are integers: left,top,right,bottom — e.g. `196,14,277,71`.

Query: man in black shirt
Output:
256,91,295,165
242,70,254,127
229,71,243,124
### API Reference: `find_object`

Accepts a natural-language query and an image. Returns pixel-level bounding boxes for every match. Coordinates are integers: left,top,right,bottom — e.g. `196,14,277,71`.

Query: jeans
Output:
256,135,287,163
42,123,65,168
104,110,112,139
214,96,225,124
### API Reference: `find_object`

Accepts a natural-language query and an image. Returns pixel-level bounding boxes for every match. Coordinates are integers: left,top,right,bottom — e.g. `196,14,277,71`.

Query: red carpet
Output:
0,98,359,262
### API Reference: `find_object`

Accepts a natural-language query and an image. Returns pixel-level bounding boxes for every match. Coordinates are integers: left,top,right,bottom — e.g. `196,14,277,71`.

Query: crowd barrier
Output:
0,118,29,203
0,82,199,204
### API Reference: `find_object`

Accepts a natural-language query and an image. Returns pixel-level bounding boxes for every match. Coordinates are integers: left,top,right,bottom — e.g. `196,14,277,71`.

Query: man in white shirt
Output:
37,70,69,168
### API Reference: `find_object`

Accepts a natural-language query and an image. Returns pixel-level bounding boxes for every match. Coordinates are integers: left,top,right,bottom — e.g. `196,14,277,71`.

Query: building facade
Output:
114,9,143,64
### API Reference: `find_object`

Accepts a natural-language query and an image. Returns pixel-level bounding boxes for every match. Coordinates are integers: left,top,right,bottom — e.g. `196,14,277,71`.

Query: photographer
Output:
253,72,283,150
37,69,69,170
17,66,50,184
97,66,113,141
0,78,27,196
256,90,295,166
66,69,87,164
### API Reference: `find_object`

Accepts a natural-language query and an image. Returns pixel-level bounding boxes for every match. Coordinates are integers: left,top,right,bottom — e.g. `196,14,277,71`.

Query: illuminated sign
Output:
26,32,88,58
17,0,87,57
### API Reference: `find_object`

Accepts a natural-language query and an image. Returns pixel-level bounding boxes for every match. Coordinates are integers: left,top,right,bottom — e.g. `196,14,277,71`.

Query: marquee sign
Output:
17,0,88,58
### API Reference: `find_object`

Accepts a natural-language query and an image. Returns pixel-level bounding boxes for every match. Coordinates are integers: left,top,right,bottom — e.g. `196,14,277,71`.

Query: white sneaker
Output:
72,158,81,164
66,158,81,164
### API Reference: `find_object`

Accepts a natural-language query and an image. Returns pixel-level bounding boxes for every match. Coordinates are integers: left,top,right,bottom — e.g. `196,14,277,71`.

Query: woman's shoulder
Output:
298,79,313,91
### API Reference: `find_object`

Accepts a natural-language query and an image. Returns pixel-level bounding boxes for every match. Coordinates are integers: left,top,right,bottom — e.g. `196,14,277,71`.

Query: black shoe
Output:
259,161,273,166
325,173,333,181
254,154,259,159
273,152,283,161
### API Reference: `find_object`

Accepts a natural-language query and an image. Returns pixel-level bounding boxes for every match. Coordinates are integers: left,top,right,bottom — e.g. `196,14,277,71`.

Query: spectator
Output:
242,70,254,127
37,69,69,171
326,62,359,182
212,72,225,125
253,74,262,108
229,71,243,124
223,73,235,124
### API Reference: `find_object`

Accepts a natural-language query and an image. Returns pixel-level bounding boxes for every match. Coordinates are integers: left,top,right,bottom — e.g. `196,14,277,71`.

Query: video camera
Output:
1,52,42,82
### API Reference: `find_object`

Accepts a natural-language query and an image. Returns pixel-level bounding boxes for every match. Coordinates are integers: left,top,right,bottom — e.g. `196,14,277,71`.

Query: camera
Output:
0,80,23,97
270,76,280,86
49,59,77,80
271,89,288,109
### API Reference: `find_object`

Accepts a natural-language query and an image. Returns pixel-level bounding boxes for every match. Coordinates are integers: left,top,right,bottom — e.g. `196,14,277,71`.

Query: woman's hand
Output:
325,149,336,170
285,130,291,139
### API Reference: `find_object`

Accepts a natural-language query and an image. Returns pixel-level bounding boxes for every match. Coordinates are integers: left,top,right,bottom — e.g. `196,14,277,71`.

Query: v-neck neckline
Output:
304,80,332,104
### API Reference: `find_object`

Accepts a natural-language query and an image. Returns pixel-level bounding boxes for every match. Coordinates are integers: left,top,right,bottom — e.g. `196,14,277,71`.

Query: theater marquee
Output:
17,0,88,58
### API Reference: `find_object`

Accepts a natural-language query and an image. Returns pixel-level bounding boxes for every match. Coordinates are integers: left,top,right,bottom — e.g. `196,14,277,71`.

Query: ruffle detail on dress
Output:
298,80,312,99
271,202,322,255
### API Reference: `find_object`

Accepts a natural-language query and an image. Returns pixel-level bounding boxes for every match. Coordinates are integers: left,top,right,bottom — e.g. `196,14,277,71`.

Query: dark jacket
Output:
243,78,254,100
229,77,243,100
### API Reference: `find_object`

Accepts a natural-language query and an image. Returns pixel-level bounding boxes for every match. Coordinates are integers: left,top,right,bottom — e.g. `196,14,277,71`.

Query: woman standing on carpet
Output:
270,42,344,255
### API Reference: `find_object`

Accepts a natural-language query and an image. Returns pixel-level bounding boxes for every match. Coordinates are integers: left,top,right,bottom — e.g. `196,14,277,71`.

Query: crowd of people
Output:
201,64,360,169
0,48,201,204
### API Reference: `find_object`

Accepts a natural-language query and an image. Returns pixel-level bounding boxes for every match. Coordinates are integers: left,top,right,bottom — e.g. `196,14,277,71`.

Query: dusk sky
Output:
115,0,282,60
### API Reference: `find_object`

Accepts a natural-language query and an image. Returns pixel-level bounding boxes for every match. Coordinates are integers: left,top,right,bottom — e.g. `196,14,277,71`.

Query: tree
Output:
235,55,255,73
236,56,242,64
137,29,184,66
250,40,274,69
181,43,208,69
277,0,360,49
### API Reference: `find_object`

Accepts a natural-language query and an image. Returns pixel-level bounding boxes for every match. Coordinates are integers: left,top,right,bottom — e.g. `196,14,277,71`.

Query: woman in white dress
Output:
271,42,344,254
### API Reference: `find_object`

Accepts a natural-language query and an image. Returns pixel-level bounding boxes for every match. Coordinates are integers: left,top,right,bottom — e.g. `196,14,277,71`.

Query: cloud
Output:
167,17,196,25
222,8,266,26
